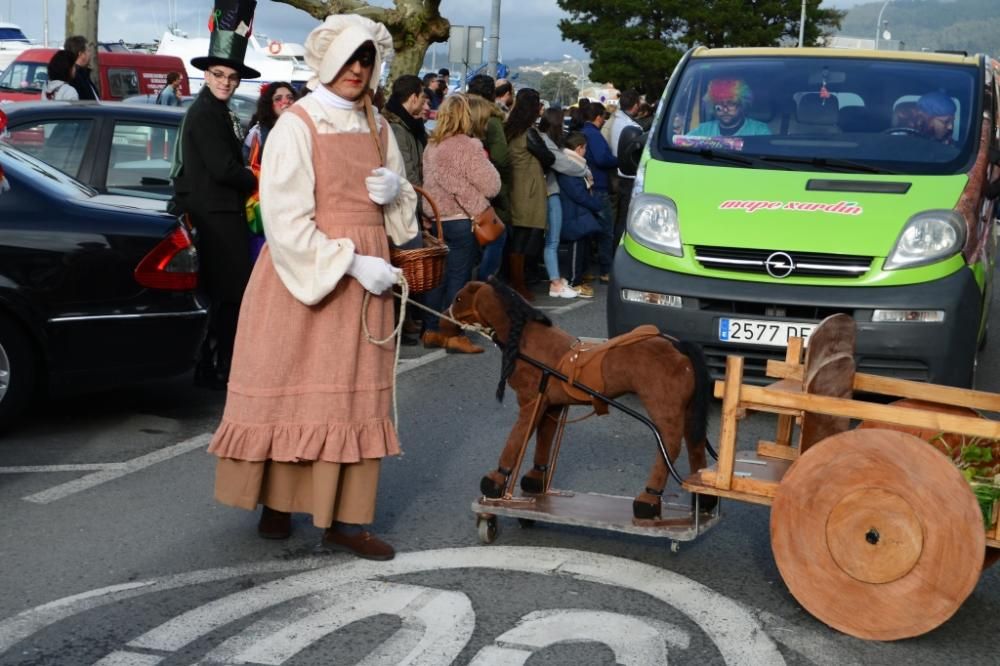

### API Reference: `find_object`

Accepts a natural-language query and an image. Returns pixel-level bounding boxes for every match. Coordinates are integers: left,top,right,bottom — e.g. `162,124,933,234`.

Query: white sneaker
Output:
549,282,579,299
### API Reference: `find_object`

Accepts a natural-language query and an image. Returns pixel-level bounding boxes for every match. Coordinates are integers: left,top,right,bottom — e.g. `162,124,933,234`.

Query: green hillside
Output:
839,0,999,56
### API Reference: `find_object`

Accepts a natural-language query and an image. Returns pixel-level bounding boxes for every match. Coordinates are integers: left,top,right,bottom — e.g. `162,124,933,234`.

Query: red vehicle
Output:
0,48,190,103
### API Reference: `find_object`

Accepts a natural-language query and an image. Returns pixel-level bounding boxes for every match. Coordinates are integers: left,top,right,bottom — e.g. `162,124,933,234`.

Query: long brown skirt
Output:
214,457,380,528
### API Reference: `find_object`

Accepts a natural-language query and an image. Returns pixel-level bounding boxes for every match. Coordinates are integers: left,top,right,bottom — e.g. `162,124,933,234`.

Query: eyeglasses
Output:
346,45,376,68
207,69,240,85
713,100,741,112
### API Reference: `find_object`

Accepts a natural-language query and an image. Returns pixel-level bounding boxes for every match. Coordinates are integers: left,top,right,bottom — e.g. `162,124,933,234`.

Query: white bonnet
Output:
304,14,394,90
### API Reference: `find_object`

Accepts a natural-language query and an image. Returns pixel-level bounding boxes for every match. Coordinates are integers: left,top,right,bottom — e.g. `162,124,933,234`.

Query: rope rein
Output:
361,274,496,429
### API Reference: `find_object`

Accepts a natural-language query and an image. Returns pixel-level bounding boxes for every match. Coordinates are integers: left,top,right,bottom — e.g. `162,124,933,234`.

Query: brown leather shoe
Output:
322,529,395,561
421,330,448,349
257,506,291,539
445,335,484,354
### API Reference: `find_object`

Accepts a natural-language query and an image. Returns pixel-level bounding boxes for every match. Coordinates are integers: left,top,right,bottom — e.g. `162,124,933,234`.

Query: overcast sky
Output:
3,0,869,62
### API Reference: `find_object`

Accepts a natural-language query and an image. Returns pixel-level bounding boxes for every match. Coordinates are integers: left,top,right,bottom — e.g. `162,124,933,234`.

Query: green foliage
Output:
539,72,580,107
556,0,845,95
932,432,1000,528
839,0,1000,56
513,69,544,91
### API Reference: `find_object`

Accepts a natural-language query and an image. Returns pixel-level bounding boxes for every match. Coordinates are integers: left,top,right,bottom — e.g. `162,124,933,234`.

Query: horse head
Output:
450,278,555,403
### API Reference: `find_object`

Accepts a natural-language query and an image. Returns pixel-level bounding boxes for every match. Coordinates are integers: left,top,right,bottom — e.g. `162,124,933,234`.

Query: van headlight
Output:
884,210,965,270
627,193,682,257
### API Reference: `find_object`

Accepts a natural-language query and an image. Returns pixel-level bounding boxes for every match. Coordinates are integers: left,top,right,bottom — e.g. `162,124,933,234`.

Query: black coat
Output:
70,65,99,100
172,88,257,304
173,88,257,216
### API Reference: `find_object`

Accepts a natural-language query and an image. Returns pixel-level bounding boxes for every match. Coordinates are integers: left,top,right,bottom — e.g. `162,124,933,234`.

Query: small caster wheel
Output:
477,515,499,544
670,540,680,554
517,518,536,529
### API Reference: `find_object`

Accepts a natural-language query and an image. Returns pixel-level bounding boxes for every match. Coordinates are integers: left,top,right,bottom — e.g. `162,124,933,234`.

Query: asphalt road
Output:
1,278,998,665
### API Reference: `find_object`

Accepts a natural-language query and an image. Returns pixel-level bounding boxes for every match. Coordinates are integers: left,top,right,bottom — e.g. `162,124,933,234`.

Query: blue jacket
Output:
581,122,617,192
557,172,604,241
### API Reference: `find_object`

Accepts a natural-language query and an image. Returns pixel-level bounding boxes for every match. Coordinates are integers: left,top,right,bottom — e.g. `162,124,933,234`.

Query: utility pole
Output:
487,0,500,79
875,0,893,50
798,0,806,48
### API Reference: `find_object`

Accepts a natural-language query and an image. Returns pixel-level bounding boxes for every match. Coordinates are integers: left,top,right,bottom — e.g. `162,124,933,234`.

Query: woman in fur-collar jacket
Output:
420,93,501,354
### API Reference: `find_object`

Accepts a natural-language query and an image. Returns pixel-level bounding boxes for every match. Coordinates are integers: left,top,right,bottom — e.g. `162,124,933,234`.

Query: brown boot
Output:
322,528,395,561
508,254,534,301
445,335,484,354
257,506,291,539
421,329,448,349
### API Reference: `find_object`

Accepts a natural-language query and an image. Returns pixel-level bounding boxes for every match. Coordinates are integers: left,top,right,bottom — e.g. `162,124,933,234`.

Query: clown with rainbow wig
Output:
690,78,771,137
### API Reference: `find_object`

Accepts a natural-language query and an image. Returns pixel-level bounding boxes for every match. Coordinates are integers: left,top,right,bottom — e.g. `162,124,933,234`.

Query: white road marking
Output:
93,651,163,666
0,547,784,665
205,582,473,665
21,433,211,504
0,463,128,474
397,349,448,374
535,299,592,315
469,609,689,665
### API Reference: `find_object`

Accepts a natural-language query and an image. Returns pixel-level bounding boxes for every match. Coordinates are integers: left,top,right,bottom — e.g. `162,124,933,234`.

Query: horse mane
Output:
487,277,552,402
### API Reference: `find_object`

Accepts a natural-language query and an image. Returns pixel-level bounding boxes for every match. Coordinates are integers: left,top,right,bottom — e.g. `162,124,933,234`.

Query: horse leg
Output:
481,396,549,498
520,405,564,494
633,396,685,519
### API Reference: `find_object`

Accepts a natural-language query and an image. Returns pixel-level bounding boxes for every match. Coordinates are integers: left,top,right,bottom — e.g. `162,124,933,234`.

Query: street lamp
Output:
563,54,585,92
874,0,893,50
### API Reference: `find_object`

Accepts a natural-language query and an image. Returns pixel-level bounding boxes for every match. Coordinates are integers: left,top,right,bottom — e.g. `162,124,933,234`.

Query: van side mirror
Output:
617,127,647,177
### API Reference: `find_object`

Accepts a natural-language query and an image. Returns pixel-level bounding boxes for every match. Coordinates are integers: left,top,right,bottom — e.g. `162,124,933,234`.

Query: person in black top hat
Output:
171,0,260,389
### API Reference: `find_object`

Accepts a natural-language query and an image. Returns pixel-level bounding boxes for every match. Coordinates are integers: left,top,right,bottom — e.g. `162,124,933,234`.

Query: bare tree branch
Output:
270,0,450,83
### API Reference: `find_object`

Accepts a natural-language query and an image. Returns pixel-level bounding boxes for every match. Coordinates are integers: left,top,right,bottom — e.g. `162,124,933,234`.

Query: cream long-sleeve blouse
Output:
259,94,418,306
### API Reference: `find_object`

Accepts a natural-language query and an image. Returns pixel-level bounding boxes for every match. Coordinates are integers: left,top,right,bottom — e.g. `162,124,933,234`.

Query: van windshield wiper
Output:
757,155,896,175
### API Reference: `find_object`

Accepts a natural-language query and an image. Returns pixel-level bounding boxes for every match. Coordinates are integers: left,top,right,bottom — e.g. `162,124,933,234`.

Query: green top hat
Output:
191,0,261,80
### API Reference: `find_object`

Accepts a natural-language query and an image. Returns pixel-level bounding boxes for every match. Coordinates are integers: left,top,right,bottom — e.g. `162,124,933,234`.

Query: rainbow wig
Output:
704,79,753,107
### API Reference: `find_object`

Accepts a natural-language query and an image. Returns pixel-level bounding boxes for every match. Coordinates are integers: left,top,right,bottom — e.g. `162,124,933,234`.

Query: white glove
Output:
365,167,401,205
346,253,401,295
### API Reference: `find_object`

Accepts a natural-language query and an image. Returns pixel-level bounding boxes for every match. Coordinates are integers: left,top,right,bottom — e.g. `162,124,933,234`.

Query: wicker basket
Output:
390,185,448,294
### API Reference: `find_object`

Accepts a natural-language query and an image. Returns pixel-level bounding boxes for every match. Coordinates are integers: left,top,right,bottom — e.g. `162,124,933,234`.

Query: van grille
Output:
694,246,873,279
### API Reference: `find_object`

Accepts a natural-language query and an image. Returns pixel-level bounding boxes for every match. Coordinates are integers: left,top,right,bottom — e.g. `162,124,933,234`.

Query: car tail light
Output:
134,226,198,291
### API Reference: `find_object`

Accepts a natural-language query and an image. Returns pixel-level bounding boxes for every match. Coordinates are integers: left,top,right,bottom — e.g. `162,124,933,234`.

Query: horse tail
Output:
671,339,710,446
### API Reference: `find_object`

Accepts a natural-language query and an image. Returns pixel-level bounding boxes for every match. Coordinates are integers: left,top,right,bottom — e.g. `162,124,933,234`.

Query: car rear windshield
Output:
0,143,96,198
655,55,981,175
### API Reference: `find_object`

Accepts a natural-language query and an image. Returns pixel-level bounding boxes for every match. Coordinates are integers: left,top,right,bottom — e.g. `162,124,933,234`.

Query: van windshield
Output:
0,60,46,93
656,56,981,175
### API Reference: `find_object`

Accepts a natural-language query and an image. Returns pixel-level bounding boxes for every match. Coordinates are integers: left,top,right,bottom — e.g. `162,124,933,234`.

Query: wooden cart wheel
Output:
771,428,985,641
858,399,1000,570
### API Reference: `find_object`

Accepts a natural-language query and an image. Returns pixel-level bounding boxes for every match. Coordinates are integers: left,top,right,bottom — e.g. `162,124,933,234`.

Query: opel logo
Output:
764,251,795,278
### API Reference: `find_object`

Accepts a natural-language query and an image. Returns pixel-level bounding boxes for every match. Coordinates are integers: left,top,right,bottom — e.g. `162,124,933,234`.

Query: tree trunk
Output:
274,0,450,88
65,0,99,89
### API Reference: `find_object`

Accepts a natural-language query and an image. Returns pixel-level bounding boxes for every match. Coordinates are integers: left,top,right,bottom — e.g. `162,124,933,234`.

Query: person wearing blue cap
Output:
916,91,957,144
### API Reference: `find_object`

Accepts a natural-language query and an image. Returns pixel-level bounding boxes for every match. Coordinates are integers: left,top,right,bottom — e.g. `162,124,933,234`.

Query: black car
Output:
0,141,206,428
1,100,186,206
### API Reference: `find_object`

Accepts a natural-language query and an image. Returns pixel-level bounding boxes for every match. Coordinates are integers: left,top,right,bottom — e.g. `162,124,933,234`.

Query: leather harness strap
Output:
555,324,661,414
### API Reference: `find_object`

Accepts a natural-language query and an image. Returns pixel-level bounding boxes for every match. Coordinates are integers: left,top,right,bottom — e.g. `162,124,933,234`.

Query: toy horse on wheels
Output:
448,278,716,520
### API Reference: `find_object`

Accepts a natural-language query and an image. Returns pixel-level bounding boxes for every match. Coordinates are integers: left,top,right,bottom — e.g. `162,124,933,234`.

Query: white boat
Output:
154,31,312,98
0,22,32,73
250,34,314,87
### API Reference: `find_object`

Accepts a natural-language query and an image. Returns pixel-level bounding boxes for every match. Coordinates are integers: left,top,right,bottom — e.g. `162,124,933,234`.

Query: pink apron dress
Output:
209,104,399,527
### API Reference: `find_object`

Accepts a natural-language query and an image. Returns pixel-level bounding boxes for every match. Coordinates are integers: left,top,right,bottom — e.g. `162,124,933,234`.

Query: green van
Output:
608,47,1000,387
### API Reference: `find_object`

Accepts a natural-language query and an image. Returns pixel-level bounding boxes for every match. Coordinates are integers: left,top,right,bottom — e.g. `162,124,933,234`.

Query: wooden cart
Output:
471,314,997,640
683,313,1000,640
